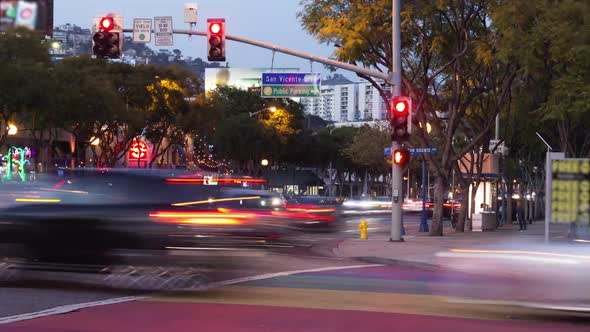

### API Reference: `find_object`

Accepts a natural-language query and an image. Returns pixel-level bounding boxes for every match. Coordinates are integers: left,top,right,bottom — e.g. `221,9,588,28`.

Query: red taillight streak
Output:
150,208,334,224
166,177,267,185
156,218,243,225
286,206,335,213
271,211,334,222
150,210,255,226
149,211,255,219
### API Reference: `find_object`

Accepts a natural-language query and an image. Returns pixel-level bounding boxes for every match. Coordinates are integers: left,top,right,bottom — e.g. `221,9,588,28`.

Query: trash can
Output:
482,212,498,231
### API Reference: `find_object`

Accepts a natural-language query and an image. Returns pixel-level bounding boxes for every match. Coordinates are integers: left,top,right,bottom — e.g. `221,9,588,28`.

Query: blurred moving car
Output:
0,169,337,269
403,198,461,219
341,196,391,215
434,243,590,312
292,195,339,206
284,197,341,232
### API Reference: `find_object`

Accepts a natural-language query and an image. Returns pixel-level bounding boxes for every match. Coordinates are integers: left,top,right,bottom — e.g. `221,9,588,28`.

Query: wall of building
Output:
301,77,387,123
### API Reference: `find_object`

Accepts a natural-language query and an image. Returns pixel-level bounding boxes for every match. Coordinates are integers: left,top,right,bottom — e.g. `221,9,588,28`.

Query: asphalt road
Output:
0,212,420,319
2,212,586,331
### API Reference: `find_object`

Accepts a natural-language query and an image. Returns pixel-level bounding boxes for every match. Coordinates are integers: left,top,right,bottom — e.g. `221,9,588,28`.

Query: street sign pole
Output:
545,150,551,244
390,0,404,242
391,140,404,241
420,156,429,232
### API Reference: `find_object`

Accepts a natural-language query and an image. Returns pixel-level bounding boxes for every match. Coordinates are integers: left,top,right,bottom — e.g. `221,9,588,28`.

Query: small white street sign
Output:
154,16,173,47
133,18,152,43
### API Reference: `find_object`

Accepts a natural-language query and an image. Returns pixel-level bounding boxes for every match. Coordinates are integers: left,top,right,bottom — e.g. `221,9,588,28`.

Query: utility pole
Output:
390,0,404,242
496,114,507,227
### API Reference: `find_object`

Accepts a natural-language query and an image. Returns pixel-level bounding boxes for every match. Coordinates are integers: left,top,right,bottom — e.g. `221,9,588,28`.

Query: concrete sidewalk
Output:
333,221,571,266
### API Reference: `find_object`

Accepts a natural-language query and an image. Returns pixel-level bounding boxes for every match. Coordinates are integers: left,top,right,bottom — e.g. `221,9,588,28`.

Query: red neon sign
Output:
129,140,149,160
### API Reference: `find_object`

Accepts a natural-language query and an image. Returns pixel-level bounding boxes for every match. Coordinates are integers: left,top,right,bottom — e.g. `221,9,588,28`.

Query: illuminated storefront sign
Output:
551,159,590,224
128,140,149,161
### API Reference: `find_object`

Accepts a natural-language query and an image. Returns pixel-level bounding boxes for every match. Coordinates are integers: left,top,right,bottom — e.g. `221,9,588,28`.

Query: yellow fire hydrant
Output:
359,220,368,240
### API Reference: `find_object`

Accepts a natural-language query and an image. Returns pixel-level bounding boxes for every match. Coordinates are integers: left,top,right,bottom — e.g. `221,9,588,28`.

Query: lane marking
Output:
0,296,146,325
0,264,383,324
449,248,590,260
210,264,384,287
447,298,590,313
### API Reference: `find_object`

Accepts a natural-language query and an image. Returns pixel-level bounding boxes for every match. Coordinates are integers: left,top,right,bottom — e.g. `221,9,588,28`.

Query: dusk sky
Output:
54,0,351,79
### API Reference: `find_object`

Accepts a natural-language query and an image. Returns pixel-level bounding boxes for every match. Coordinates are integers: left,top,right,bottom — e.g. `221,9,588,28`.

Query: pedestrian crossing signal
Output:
393,149,410,167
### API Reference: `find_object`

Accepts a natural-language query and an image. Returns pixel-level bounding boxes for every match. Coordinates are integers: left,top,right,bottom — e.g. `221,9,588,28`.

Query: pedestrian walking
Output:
516,198,526,231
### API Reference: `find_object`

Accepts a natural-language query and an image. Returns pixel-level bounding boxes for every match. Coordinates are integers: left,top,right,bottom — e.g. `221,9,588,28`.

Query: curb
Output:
353,256,441,271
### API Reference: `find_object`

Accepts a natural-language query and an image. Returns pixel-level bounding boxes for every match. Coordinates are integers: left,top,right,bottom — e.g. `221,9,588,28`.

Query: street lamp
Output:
261,159,269,167
89,136,100,146
249,106,277,117
7,124,17,136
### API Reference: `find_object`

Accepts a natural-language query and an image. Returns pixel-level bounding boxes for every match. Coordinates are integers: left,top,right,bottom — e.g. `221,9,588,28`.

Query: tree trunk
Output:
429,176,447,236
362,168,368,196
349,172,353,198
456,185,470,232
506,182,513,225
470,182,480,220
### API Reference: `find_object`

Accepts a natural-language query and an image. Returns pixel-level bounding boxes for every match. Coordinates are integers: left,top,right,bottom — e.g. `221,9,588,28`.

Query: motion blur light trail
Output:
149,210,257,225
171,196,261,207
14,198,61,203
449,249,590,260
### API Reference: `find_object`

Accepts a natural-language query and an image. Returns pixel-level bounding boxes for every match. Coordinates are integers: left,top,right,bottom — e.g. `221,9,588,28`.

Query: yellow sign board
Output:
551,159,590,224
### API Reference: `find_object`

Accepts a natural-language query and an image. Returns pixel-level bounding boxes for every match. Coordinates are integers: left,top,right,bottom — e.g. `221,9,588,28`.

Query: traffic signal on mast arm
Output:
392,149,410,167
207,18,226,62
93,16,122,59
390,96,412,141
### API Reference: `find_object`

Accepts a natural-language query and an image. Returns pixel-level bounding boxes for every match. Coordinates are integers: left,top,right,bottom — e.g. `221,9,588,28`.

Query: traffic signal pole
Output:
390,0,404,242
121,28,394,85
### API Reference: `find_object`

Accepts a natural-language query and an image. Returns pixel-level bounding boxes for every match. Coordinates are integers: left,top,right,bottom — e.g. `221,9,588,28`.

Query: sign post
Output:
261,73,321,98
133,18,152,43
408,147,439,232
154,16,173,47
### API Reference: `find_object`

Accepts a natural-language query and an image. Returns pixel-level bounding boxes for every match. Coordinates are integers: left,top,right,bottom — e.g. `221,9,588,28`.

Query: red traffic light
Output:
390,96,412,141
99,17,114,31
207,18,226,62
393,149,409,166
209,22,222,34
392,98,409,115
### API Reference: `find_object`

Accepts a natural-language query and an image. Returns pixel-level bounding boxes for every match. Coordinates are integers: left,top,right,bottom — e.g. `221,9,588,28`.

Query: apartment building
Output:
301,74,389,123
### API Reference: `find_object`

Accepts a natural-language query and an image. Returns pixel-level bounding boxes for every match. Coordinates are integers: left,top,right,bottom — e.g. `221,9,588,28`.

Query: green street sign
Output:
261,73,321,98
261,85,320,98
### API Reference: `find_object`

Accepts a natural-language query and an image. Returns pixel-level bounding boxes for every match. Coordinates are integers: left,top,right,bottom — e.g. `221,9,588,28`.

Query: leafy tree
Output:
52,56,124,166
492,0,590,158
0,28,53,155
299,0,516,235
143,65,200,167
206,86,304,174
55,59,149,167
213,114,280,174
343,125,390,195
